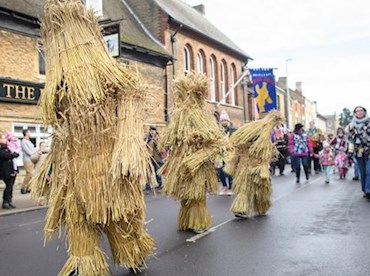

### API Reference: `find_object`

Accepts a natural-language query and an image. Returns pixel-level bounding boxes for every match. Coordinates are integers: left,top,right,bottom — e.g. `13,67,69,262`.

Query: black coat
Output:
0,146,18,180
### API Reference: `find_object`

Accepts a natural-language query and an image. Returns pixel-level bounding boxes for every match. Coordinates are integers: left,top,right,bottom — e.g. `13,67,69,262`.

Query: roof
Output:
0,0,171,59
153,0,252,60
104,0,171,59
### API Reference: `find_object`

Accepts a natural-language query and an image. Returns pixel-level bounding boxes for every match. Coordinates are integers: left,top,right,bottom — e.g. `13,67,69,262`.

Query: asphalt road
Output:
1,171,369,276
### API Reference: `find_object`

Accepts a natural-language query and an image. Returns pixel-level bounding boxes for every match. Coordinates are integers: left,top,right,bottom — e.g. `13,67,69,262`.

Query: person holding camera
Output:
145,125,164,190
0,133,20,209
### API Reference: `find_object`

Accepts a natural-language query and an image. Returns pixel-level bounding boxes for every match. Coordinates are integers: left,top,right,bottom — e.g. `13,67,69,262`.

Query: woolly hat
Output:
323,141,330,148
219,111,230,122
5,131,15,141
339,146,345,151
294,123,304,131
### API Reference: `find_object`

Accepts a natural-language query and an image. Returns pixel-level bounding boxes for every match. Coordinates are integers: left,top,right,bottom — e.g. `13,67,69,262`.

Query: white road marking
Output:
186,176,323,243
19,219,44,227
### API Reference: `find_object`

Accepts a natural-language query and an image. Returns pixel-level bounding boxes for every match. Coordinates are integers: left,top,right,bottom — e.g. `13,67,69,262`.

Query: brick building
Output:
125,0,253,126
0,0,173,154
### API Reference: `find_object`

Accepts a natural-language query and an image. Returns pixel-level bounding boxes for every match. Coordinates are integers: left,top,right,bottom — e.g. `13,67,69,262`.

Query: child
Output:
334,146,349,179
5,131,20,174
320,141,334,184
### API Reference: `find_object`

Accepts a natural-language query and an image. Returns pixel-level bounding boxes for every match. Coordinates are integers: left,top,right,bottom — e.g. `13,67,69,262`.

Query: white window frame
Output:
184,46,191,75
12,123,53,166
197,51,204,74
230,66,236,106
220,62,226,104
210,57,216,102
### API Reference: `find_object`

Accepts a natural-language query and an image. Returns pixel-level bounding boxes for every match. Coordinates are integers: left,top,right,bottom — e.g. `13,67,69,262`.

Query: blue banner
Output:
250,68,277,113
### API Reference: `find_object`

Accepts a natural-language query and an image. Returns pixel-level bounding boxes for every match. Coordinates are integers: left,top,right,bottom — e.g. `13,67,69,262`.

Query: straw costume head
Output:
31,0,154,274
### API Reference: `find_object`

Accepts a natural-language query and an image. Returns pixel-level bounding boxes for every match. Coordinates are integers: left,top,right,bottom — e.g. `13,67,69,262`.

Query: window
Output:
37,45,45,75
230,65,236,106
209,56,217,102
12,123,53,166
197,51,204,74
220,61,227,104
184,45,191,75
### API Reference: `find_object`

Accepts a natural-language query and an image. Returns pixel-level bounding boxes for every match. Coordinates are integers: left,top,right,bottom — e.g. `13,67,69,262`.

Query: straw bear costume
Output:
31,1,154,274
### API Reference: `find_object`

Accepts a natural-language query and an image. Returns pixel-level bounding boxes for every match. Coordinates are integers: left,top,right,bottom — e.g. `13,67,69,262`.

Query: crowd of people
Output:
0,129,49,209
2,106,370,210
268,106,369,200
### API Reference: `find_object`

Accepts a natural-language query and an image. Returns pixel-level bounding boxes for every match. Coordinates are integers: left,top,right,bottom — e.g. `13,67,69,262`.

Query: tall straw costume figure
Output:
31,0,155,274
158,73,229,233
224,110,283,217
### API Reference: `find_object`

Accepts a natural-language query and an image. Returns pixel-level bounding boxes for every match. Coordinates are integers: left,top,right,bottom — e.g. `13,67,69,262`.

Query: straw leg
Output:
105,214,154,273
177,198,212,231
58,222,108,276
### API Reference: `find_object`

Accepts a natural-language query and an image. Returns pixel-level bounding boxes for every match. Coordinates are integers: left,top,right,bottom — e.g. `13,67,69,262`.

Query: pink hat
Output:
219,111,230,122
339,146,345,151
5,131,15,141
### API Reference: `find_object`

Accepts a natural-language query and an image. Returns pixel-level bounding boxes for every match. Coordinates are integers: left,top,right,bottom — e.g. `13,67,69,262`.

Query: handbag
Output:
30,151,41,164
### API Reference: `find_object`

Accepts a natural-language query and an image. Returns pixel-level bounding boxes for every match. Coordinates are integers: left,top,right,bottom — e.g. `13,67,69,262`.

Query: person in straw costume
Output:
158,73,230,233
224,110,284,218
31,0,155,274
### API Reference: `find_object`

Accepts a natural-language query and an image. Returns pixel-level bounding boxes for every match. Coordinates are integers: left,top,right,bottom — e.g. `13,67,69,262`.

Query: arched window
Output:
209,56,217,102
220,61,227,104
230,64,236,105
197,51,204,74
184,45,191,75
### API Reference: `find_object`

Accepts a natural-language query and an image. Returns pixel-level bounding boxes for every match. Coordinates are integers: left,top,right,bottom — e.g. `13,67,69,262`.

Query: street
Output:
1,171,369,276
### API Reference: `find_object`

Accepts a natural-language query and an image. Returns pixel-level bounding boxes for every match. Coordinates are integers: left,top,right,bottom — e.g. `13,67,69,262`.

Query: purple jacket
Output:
288,133,313,157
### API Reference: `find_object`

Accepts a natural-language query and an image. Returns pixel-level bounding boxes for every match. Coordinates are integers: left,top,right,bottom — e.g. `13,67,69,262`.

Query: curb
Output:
0,205,48,217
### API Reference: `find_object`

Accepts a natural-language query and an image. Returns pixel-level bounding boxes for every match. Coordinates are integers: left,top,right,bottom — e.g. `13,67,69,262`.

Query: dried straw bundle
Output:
31,1,154,274
225,110,284,217
158,73,229,231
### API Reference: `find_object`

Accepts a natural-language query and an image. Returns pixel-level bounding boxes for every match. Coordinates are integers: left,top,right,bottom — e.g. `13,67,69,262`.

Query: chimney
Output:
295,81,302,92
277,77,287,90
193,4,206,15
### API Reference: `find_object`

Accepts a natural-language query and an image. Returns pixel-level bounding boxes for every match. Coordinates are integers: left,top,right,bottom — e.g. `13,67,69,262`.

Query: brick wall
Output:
164,26,248,125
0,30,42,82
0,30,43,133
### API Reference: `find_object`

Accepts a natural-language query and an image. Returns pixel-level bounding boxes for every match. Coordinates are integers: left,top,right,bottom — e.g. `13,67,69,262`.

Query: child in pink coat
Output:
320,142,334,184
334,146,349,179
5,131,20,173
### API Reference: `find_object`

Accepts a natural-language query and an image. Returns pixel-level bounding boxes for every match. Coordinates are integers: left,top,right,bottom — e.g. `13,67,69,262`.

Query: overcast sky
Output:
183,0,370,115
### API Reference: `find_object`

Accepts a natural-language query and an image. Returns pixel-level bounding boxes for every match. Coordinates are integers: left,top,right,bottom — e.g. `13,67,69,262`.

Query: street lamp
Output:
285,59,292,129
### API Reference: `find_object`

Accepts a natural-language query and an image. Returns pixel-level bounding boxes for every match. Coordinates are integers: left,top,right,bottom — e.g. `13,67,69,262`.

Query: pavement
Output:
0,187,47,217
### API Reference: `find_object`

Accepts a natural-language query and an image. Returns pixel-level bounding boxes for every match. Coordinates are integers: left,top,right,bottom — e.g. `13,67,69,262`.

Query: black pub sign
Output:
0,78,44,104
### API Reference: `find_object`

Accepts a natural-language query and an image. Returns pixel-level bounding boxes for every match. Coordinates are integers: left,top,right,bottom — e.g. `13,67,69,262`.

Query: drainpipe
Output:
164,63,170,122
241,64,249,123
170,22,183,79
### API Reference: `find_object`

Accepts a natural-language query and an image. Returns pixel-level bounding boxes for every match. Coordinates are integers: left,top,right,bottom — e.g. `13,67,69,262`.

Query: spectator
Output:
288,123,313,184
330,127,349,156
33,141,49,205
5,131,20,174
218,111,237,195
347,106,370,199
320,141,335,184
0,133,19,209
271,123,288,176
334,146,349,179
307,120,323,174
20,129,35,194
145,125,163,191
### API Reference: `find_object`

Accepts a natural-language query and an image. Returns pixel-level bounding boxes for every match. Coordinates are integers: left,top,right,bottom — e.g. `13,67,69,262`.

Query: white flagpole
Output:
216,70,249,107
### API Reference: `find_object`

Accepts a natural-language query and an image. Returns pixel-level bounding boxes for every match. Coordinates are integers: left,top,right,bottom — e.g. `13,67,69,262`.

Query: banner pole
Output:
216,70,249,108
